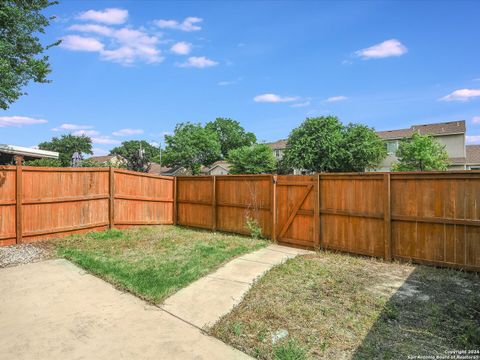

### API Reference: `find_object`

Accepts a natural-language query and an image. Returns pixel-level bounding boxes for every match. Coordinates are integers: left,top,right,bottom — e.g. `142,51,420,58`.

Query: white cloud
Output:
290,101,311,108
0,116,47,127
68,24,113,36
170,41,192,55
472,116,480,125
92,136,121,145
439,89,480,102
254,93,300,103
72,129,100,136
52,123,93,131
177,56,218,68
64,26,163,65
77,8,128,25
217,77,243,86
355,39,407,59
466,135,480,144
325,96,348,103
61,35,104,52
112,128,144,136
155,17,202,32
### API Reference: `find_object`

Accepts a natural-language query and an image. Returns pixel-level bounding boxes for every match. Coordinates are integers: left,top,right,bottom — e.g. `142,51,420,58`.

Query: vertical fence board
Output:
0,166,17,246
15,158,22,244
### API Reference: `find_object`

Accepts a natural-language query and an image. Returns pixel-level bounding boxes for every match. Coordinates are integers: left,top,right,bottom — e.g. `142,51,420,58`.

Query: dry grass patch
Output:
54,225,267,303
210,252,480,360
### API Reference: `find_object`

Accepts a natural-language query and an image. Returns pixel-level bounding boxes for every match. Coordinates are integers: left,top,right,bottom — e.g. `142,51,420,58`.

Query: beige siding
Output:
377,134,465,171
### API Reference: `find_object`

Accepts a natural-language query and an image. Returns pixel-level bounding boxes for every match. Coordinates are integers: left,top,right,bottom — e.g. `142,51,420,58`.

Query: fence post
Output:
314,174,321,250
109,167,115,229
173,177,177,225
271,175,277,241
15,156,23,244
384,173,392,261
212,176,217,232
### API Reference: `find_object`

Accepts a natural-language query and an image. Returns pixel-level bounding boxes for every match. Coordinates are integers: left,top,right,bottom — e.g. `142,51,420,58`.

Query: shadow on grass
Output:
352,266,480,360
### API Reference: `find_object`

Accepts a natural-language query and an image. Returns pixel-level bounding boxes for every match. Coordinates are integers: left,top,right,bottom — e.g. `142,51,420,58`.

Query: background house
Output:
266,139,287,161
0,144,59,164
376,120,467,171
88,154,127,167
466,145,480,170
207,161,231,175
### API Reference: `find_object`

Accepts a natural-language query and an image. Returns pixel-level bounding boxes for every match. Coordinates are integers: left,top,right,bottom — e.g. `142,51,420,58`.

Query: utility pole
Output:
159,145,162,175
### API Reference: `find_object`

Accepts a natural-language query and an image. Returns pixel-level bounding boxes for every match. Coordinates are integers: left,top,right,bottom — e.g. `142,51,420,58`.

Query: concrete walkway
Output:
0,244,311,359
161,244,312,329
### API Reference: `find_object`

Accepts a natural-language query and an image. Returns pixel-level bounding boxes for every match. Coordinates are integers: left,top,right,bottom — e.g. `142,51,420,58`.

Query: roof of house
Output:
466,145,480,164
209,160,231,171
89,155,116,163
265,139,287,150
0,144,59,159
449,157,466,165
148,162,170,174
377,120,466,140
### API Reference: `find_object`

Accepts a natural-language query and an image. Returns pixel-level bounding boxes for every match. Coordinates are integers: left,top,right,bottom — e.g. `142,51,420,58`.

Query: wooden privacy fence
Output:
176,172,480,271
0,166,173,245
1,164,479,271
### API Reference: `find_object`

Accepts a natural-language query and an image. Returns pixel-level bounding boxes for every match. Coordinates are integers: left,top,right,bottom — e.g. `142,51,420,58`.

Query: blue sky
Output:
1,0,480,156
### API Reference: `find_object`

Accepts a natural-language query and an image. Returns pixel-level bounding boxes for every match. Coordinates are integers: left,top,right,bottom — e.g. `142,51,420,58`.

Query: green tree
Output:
0,0,59,109
110,140,159,172
341,123,387,172
392,132,449,171
38,134,93,167
24,158,61,167
163,122,221,175
283,117,386,173
283,116,346,172
205,118,256,158
228,144,277,174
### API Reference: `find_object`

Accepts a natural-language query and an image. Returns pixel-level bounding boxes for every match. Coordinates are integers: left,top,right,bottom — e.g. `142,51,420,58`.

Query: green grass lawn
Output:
210,252,480,360
54,226,267,303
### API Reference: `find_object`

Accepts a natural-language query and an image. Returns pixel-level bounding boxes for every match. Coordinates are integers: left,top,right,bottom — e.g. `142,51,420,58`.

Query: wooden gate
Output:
275,175,318,248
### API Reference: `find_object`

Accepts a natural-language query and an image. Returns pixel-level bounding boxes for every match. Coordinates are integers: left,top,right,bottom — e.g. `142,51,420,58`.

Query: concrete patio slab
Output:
161,244,313,329
0,259,250,360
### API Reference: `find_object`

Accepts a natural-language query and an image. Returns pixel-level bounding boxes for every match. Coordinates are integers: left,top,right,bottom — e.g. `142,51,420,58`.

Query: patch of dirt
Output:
0,242,55,268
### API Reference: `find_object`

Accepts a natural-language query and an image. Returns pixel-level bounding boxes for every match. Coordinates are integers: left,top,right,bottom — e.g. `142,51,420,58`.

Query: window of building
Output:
385,140,399,155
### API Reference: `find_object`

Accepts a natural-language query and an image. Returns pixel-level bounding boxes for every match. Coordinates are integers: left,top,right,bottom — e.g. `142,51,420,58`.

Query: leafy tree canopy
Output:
342,123,387,172
392,132,449,172
24,157,61,167
38,134,93,167
110,140,159,173
283,116,386,173
228,144,277,174
163,122,221,175
283,116,346,172
205,117,256,158
0,0,59,109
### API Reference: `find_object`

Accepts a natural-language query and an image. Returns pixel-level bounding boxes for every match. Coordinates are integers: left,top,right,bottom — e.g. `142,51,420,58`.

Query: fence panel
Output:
113,169,174,227
319,174,386,258
276,175,316,248
176,177,214,229
0,167,16,246
391,172,480,270
21,167,110,242
216,175,273,237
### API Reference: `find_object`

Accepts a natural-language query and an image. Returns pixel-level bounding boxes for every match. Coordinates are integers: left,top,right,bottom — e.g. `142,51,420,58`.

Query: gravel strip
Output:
0,243,54,268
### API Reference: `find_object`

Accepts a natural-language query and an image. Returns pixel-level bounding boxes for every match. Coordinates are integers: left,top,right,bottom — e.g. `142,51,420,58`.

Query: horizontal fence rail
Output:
1,164,479,271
